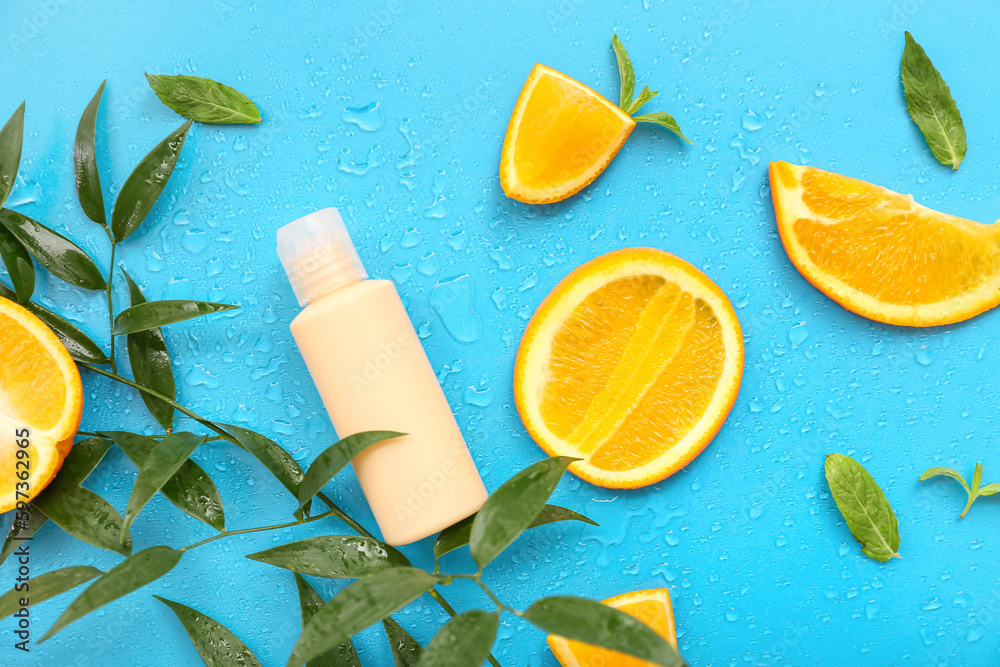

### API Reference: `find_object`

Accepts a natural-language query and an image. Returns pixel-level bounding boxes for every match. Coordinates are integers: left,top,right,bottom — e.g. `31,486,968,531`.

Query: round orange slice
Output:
547,588,678,667
0,297,83,512
770,160,1000,327
514,248,743,488
500,64,635,204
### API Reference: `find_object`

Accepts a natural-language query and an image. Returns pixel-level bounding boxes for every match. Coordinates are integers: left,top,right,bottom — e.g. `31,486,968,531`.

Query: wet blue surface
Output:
3,1,1000,665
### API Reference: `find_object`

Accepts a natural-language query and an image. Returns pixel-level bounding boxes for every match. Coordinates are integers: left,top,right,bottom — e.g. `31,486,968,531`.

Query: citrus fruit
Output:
514,248,743,488
770,160,1000,327
0,297,84,512
547,588,678,667
499,63,635,205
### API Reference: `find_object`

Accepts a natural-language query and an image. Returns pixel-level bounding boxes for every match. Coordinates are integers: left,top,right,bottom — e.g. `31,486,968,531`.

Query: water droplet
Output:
865,602,880,620
425,195,449,219
742,109,763,131
400,228,421,248
725,609,739,622
464,384,492,407
417,253,439,276
342,102,384,131
429,275,482,343
915,348,933,366
788,323,809,347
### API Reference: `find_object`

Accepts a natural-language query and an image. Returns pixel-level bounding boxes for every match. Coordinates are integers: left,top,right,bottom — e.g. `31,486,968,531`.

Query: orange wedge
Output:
771,161,1000,327
500,64,635,204
548,588,678,667
514,248,743,488
0,297,83,512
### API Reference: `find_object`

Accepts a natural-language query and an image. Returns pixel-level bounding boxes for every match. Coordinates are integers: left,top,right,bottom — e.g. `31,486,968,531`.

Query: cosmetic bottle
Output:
277,208,488,545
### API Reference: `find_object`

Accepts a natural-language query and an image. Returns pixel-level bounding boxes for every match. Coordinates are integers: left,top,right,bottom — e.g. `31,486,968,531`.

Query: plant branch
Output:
105,239,117,373
78,363,497,663
182,508,339,551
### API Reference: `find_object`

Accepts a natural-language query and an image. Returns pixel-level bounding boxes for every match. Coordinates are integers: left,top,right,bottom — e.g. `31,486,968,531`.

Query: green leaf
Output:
971,463,983,493
1,503,47,565
611,34,635,111
121,432,206,542
469,456,576,569
919,466,970,493
214,423,307,505
416,610,498,667
248,535,409,579
632,112,693,144
0,102,25,209
383,617,423,666
296,431,404,510
114,299,238,335
75,81,107,226
0,566,102,620
825,453,901,562
627,85,659,115
58,436,114,485
154,595,263,667
0,223,34,303
978,483,1000,497
0,208,105,290
434,504,598,562
286,568,438,667
294,574,362,667
32,485,132,556
524,596,685,667
901,32,967,170
146,74,262,125
110,120,192,241
0,283,108,364
122,270,175,430
102,430,225,531
40,546,182,642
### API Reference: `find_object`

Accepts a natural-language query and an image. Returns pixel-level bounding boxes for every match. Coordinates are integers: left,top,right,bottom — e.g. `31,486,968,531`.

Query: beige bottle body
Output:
289,279,488,546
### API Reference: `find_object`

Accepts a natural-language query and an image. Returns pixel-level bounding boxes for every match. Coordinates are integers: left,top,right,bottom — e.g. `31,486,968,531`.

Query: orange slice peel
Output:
0,296,83,511
514,248,743,489
500,35,689,205
547,588,678,667
771,160,1000,327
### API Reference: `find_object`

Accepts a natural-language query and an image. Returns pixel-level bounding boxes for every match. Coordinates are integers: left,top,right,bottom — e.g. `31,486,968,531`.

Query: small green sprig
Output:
611,34,692,144
920,463,1000,518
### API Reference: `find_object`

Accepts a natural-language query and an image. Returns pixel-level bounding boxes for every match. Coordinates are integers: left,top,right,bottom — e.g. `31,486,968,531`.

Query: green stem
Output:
429,587,503,667
182,508,338,551
78,363,497,663
78,363,232,439
105,239,117,373
960,493,977,519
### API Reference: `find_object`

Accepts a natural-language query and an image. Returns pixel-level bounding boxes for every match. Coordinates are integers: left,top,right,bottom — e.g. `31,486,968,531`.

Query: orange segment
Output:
514,248,743,488
547,588,678,667
0,297,83,512
500,64,635,204
770,161,1000,326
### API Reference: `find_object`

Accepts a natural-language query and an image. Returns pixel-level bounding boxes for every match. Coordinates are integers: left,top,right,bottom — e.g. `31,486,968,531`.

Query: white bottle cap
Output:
277,208,368,307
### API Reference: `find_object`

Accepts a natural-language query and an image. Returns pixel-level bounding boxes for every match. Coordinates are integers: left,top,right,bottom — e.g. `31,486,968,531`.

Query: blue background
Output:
3,1,999,665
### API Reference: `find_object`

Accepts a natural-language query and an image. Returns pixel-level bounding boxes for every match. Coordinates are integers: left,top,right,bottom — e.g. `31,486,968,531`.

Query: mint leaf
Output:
627,85,658,115
611,34,635,111
632,112,692,144
825,454,901,562
901,32,966,170
146,74,261,125
919,466,970,493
